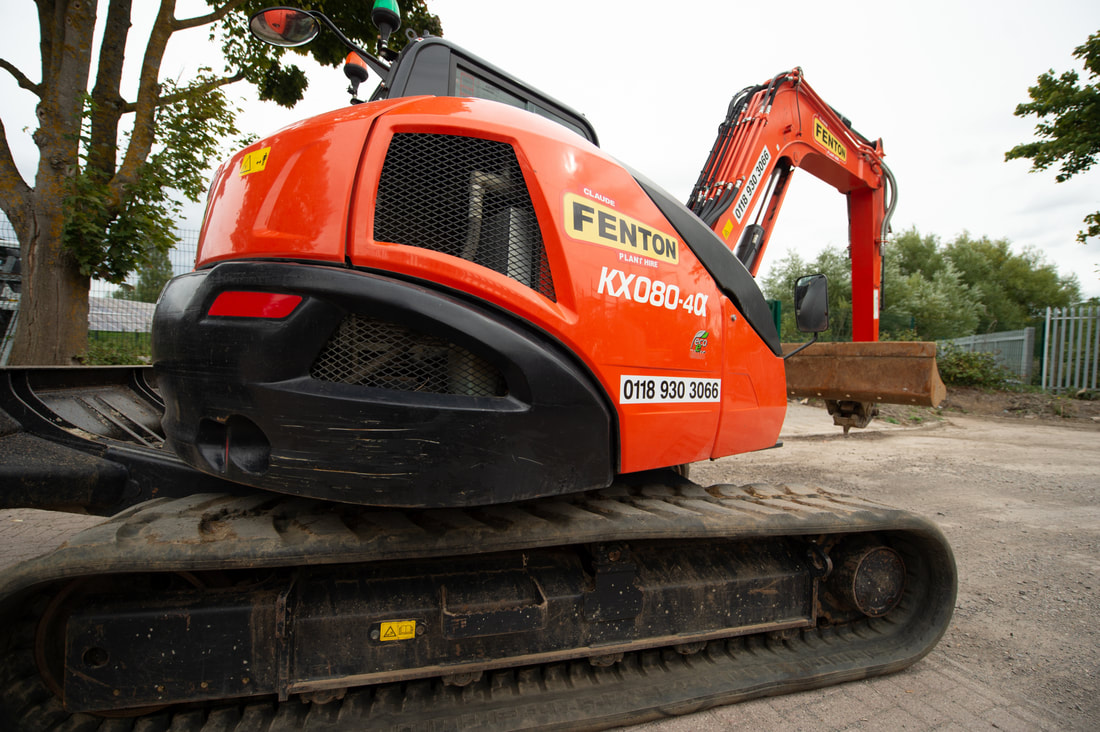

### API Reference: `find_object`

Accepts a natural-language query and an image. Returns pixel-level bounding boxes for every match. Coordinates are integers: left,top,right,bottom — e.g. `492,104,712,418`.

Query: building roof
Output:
88,296,155,333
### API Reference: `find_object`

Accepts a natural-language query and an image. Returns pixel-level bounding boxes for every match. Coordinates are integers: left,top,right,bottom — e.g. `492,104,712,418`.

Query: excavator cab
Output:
249,5,598,141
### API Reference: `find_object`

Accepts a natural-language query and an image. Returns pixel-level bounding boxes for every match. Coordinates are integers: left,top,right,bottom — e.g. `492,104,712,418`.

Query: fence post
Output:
1086,306,1097,390
1055,308,1066,391
1043,306,1056,391
1071,306,1080,389
1054,307,1065,391
1022,326,1034,383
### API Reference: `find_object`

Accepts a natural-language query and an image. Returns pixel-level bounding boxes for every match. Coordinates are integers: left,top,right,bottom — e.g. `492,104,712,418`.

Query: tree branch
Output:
119,70,246,114
111,0,178,203
113,0,251,202
0,58,43,97
36,0,60,95
0,115,33,232
173,0,249,31
88,0,134,178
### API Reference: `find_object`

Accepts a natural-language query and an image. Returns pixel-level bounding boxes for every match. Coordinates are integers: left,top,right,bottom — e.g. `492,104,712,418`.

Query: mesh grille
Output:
375,133,555,301
310,314,507,397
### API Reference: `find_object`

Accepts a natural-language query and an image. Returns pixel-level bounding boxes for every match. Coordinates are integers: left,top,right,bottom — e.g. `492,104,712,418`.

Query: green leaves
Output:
762,227,1081,342
61,1,446,283
256,63,310,108
887,228,1079,338
154,72,243,201
62,73,244,284
62,159,178,284
219,1,443,107
935,343,1012,388
114,246,173,303
1006,30,1100,243
761,248,853,341
883,255,980,341
941,232,1079,331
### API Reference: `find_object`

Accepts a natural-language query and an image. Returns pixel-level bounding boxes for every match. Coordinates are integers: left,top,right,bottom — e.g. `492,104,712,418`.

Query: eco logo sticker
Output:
690,330,709,357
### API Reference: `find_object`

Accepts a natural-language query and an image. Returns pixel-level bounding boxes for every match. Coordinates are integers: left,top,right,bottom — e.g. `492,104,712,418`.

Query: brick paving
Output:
628,655,1067,731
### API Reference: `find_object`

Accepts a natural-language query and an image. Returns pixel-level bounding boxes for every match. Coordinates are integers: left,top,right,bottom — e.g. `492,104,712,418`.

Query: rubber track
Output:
0,477,956,731
0,477,946,591
0,622,933,731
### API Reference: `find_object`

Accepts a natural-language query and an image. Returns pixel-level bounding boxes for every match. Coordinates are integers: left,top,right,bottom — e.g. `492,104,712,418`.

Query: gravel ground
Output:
628,403,1100,731
1,402,1097,730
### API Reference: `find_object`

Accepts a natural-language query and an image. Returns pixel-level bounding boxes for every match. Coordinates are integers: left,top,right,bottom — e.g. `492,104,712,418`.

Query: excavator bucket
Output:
782,341,947,407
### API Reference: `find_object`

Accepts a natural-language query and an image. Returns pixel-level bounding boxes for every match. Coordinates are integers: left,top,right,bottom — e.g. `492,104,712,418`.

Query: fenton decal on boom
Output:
813,116,848,162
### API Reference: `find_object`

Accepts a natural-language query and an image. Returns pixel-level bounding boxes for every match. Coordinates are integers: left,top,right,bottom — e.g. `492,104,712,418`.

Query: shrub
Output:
936,343,1012,388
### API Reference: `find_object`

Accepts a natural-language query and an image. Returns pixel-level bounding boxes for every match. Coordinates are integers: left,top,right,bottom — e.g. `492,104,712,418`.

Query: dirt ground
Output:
630,392,1099,730
880,385,1100,427
1,391,1097,730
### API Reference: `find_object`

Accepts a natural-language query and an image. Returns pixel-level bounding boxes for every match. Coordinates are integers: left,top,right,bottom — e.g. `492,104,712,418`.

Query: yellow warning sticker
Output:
722,218,734,240
239,147,272,176
379,620,417,641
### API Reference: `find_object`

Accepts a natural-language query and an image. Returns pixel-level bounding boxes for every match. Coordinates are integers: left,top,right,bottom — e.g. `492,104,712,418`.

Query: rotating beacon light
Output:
372,0,401,56
344,51,370,101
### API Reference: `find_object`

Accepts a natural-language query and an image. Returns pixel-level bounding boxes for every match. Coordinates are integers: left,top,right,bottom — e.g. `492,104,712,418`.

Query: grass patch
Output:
80,331,151,365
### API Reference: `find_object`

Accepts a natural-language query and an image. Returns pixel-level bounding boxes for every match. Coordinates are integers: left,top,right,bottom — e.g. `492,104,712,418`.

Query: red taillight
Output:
207,291,302,319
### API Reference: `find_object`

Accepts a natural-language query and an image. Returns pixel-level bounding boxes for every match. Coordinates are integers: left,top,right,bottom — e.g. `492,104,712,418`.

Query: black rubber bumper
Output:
152,262,613,507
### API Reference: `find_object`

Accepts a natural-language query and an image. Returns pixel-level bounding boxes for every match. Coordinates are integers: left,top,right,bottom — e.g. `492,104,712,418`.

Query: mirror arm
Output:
782,332,819,361
308,10,392,80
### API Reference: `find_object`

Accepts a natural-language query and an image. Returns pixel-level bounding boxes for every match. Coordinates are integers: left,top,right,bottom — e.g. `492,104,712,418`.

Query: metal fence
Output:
0,215,199,360
942,327,1036,383
1042,306,1100,393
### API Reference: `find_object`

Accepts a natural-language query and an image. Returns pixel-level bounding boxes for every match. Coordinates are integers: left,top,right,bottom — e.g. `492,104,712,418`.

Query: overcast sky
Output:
4,0,1099,299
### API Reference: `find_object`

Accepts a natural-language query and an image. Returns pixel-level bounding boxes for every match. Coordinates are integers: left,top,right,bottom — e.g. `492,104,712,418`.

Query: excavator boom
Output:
691,68,895,342
689,69,947,417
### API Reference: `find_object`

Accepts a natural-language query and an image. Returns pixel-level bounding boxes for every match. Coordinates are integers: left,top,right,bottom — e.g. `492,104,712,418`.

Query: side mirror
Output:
794,273,829,333
249,8,320,47
784,273,828,360
247,6,392,84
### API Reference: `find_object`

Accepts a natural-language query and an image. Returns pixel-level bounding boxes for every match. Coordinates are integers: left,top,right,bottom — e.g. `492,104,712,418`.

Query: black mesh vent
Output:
375,133,555,301
311,314,507,397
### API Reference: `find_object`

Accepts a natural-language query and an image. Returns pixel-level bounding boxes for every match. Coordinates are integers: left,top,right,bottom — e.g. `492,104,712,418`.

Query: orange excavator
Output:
0,4,953,729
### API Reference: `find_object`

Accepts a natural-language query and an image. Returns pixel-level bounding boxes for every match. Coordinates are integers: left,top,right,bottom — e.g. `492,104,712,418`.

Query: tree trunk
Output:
7,197,90,365
4,0,97,365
